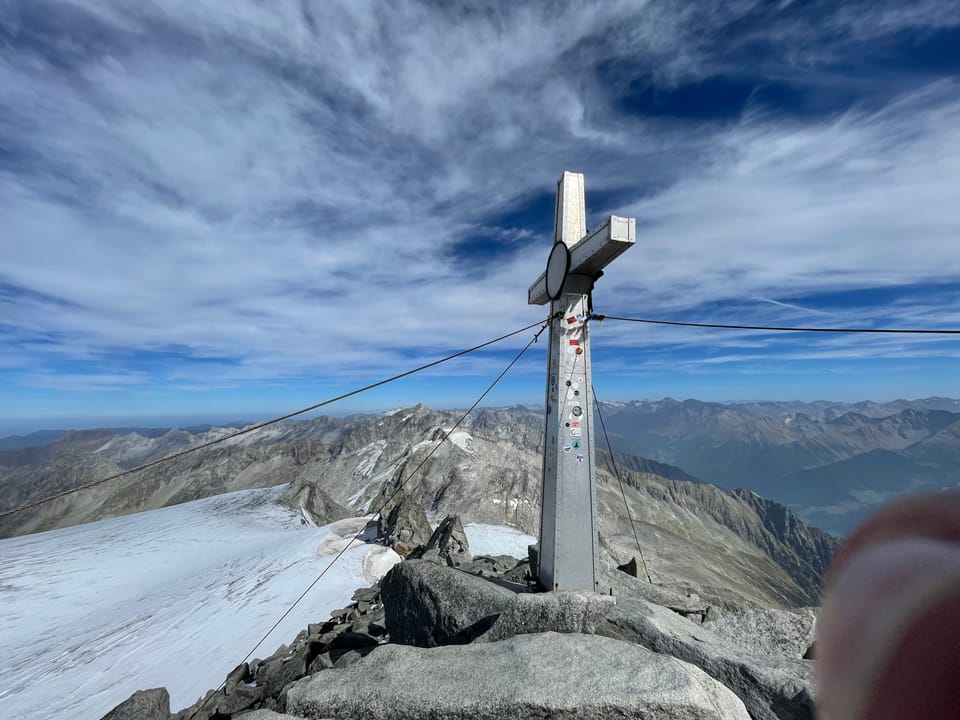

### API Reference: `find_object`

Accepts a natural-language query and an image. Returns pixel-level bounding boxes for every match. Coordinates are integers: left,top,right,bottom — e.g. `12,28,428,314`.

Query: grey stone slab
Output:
705,606,817,660
603,594,815,720
472,590,615,643
287,632,750,720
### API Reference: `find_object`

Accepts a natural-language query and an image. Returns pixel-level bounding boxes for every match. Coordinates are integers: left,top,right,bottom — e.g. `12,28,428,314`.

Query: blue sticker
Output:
572,440,581,450
562,442,572,453
576,453,585,462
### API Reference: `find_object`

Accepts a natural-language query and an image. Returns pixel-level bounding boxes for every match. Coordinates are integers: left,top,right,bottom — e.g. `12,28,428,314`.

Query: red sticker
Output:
569,339,579,346
572,421,580,428
566,316,577,324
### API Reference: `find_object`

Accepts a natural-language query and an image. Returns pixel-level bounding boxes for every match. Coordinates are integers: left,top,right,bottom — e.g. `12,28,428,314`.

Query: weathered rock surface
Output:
101,688,171,720
459,553,521,578
472,591,615,643
415,514,472,566
283,479,351,526
705,607,817,660
235,711,306,720
381,559,516,646
376,486,432,556
601,563,710,619
602,594,815,720
287,632,751,720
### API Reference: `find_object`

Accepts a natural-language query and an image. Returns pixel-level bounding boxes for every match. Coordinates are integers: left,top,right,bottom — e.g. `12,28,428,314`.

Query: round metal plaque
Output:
545,242,570,301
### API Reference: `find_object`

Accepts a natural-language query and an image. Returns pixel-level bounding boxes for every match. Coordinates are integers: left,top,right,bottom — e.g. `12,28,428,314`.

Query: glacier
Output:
0,486,532,720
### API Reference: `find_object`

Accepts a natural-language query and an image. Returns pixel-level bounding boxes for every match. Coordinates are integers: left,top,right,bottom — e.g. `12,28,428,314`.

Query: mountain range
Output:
597,397,960,534
6,397,957,540
0,404,837,608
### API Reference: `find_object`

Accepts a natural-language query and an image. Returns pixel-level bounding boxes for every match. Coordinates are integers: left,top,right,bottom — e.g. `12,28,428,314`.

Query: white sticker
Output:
570,428,582,437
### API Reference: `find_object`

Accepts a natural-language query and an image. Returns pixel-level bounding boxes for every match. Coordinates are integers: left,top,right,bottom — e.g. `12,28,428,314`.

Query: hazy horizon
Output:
5,394,959,439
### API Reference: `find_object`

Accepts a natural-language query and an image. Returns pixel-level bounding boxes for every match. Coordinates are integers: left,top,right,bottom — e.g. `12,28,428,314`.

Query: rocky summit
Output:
102,512,821,720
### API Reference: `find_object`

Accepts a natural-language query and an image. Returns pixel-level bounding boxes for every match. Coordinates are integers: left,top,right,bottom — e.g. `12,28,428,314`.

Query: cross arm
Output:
528,215,636,305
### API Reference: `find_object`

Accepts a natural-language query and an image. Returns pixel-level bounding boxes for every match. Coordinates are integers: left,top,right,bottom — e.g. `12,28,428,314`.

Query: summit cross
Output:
528,171,636,591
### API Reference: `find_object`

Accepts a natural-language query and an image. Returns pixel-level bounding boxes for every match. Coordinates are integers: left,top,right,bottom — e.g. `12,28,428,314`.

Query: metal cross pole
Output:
527,171,636,591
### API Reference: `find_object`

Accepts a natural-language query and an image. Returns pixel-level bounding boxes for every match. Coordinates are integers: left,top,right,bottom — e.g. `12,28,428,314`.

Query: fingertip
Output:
863,587,960,720
817,537,960,719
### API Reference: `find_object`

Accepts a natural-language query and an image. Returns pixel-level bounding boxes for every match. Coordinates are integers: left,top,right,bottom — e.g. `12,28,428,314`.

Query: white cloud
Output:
23,371,148,391
1,0,958,393
610,82,960,311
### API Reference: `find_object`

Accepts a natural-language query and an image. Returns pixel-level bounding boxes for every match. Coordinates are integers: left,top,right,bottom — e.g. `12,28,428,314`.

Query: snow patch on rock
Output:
363,545,402,582
445,429,474,454
354,440,386,478
463,523,537,559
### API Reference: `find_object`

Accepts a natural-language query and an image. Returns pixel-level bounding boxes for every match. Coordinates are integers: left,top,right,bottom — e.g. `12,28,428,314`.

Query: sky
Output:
2,0,960,434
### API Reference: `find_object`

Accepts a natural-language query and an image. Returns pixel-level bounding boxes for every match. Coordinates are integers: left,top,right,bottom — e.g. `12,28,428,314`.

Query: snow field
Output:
0,487,531,720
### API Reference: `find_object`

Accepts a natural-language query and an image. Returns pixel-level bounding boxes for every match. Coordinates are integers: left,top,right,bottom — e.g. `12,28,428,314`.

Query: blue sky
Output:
2,0,960,434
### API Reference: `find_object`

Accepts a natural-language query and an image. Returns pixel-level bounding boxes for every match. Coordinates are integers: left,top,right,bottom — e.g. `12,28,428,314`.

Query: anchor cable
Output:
593,384,653,584
0,320,546,520
185,318,549,718
592,314,960,334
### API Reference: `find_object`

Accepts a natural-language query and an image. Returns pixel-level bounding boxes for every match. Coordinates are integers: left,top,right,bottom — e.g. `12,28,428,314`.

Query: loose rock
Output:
375,481,433,556
381,559,517,646
416,514,472,567
101,688,171,720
